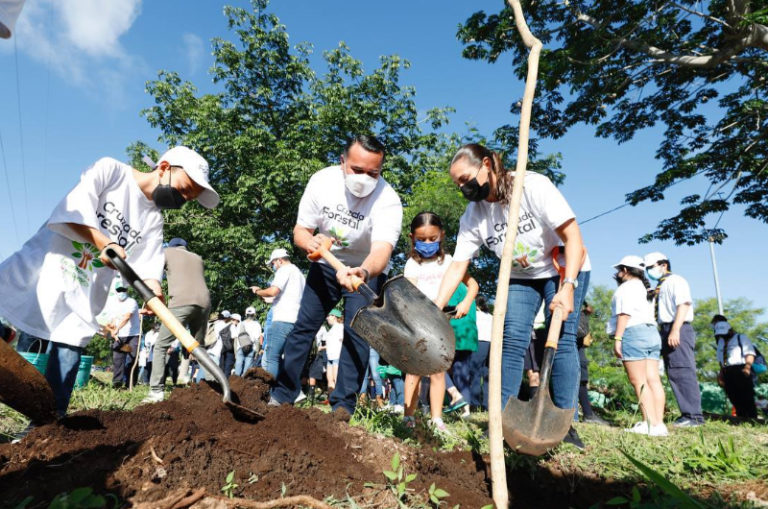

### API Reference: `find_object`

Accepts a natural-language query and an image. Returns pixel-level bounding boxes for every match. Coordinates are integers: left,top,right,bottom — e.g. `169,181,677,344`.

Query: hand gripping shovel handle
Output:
105,248,231,403
308,238,377,301
538,306,564,394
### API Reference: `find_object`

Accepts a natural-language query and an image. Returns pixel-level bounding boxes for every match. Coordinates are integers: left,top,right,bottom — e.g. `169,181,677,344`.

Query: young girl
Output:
609,255,667,436
403,212,479,432
324,309,344,391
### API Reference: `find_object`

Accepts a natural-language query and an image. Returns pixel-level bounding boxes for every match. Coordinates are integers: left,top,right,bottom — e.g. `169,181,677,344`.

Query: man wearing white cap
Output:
644,251,704,427
234,306,262,376
0,146,218,417
712,316,759,418
250,248,306,378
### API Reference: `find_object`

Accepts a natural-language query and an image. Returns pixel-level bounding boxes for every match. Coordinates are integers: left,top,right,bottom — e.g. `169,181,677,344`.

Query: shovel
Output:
106,248,262,422
0,338,58,424
308,239,455,376
502,306,574,455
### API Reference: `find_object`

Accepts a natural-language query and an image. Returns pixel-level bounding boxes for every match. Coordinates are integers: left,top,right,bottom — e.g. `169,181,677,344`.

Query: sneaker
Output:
294,391,307,404
267,396,282,407
430,417,449,433
141,390,164,404
583,414,610,426
649,423,669,437
562,427,585,450
624,421,650,435
392,404,404,414
672,417,703,428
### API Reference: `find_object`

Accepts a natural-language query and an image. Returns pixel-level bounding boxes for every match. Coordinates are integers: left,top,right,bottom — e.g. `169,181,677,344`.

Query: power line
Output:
13,36,31,234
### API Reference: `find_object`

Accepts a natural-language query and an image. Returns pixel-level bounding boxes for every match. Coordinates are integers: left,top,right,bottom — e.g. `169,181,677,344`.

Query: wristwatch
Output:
562,277,579,289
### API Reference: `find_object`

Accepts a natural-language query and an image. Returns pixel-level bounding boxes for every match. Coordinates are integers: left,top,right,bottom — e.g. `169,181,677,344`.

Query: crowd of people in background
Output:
1,136,766,451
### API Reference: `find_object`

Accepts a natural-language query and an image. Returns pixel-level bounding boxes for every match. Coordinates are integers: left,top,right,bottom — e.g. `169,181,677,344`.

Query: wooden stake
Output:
488,2,543,507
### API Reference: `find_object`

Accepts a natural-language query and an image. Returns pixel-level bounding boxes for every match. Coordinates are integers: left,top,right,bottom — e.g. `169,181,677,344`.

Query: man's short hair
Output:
344,135,386,159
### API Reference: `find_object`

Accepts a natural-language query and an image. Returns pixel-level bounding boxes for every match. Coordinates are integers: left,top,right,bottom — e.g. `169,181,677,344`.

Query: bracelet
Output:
614,336,622,342
360,268,370,282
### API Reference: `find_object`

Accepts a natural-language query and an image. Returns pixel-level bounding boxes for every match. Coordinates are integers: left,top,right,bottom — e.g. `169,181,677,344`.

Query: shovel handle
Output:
544,306,564,350
105,249,231,400
308,238,365,291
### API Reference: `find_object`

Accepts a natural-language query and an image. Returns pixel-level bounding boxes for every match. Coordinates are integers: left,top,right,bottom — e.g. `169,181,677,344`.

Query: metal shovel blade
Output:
0,338,57,424
350,275,455,376
501,376,574,456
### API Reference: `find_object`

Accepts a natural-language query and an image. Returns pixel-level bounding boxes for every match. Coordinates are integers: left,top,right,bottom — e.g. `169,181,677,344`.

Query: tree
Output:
129,0,453,312
457,1,768,245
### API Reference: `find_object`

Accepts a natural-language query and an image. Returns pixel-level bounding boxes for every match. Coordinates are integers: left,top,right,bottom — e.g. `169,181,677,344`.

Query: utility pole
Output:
708,236,724,315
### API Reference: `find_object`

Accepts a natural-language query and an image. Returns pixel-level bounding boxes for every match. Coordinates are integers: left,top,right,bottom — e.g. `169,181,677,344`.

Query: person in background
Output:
576,302,608,425
235,307,262,376
197,311,229,383
470,296,492,411
307,325,328,405
140,322,160,385
110,287,141,388
164,338,181,386
644,252,704,427
359,347,385,407
713,318,758,419
609,256,667,437
219,313,240,376
324,309,344,391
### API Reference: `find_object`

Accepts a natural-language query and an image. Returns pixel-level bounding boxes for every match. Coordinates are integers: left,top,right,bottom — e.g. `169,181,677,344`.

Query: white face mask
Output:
344,171,378,198
647,266,664,281
117,292,128,301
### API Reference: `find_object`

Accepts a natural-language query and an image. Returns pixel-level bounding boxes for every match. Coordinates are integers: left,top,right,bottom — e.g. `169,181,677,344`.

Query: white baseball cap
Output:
231,313,242,322
267,248,290,265
245,306,256,316
613,255,645,271
643,252,668,267
221,310,231,319
713,321,731,336
156,146,220,209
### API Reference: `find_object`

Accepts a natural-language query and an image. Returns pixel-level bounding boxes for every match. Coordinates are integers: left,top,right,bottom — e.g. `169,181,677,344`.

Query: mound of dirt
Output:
0,369,492,508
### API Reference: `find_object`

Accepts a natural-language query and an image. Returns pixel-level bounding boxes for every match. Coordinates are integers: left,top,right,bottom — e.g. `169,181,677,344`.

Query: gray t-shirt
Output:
165,246,211,309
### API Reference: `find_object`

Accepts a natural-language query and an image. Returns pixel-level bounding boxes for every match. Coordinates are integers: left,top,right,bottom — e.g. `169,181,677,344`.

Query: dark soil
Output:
0,369,493,508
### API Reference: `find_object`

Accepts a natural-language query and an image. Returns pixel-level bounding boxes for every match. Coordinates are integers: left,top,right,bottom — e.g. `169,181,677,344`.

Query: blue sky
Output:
0,0,764,318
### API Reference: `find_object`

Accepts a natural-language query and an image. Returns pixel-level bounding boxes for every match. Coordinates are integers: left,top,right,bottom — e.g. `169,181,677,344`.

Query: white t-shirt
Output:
114,297,140,337
403,254,453,301
655,274,694,324
270,263,306,323
325,322,344,361
454,173,575,279
476,310,493,343
717,334,757,366
607,279,655,335
296,165,403,267
144,330,158,355
241,319,263,343
0,158,164,347
315,326,327,347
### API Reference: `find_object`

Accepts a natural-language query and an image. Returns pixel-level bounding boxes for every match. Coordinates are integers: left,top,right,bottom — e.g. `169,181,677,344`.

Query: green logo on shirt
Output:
71,241,105,271
328,226,350,248
512,242,539,271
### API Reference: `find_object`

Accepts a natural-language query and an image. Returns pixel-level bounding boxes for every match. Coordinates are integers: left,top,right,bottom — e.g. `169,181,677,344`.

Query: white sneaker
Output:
624,421,650,435
142,390,164,404
294,391,307,403
392,404,404,414
649,423,669,437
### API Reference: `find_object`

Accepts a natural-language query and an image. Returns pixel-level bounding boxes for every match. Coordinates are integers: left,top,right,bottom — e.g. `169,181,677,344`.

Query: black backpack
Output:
219,324,234,352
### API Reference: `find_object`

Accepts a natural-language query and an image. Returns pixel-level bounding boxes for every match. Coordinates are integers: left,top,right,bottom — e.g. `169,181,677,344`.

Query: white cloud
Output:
59,0,141,57
182,33,203,75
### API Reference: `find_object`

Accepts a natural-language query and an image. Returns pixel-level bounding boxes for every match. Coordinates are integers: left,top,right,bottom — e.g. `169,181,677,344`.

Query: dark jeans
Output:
450,350,473,402
112,335,139,386
272,262,386,414
723,365,757,418
220,350,236,377
469,341,490,409
660,322,704,422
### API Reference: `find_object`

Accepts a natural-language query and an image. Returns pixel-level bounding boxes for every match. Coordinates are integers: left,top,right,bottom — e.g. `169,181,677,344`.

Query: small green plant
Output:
620,449,708,509
221,470,238,499
383,452,417,508
427,482,450,506
47,488,118,509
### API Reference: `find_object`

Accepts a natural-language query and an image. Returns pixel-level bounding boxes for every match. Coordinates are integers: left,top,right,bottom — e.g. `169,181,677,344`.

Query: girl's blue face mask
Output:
414,240,440,259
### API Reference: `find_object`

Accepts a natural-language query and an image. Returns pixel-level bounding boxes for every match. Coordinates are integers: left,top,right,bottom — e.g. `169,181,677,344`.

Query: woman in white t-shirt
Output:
403,211,479,432
434,143,590,447
608,255,666,436
324,309,344,390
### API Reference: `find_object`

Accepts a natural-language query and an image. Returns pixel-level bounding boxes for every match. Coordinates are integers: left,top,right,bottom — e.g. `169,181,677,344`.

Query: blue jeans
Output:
389,375,405,406
360,348,383,397
272,262,386,414
45,342,83,417
469,341,490,409
235,347,255,376
263,321,294,378
501,271,590,409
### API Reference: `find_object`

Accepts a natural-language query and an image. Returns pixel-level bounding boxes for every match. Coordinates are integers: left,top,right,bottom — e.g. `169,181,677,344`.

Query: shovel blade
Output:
351,275,455,376
0,339,57,424
502,392,574,456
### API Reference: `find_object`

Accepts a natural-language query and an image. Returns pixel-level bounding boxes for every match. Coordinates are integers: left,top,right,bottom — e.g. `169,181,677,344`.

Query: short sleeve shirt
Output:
607,279,655,334
0,158,164,347
717,334,757,366
656,274,694,323
296,166,403,268
325,323,344,361
453,173,575,279
115,297,141,337
270,263,306,323
403,254,453,301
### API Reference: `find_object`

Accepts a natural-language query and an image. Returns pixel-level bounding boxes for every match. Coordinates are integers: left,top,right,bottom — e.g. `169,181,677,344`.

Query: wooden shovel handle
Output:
308,238,364,291
544,307,564,350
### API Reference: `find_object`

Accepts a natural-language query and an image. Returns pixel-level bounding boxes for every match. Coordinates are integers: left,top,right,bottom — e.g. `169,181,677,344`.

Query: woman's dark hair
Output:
620,266,653,301
476,295,489,313
711,314,728,324
409,211,445,264
450,143,512,203
344,135,386,160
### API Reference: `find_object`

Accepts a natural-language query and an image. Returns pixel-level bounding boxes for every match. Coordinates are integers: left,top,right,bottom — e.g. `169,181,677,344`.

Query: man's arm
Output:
294,224,330,254
336,241,393,291
251,285,280,298
113,312,132,336
667,302,691,348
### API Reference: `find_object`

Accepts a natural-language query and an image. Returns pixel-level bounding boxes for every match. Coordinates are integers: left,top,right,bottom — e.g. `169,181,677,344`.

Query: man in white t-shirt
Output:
110,287,141,388
270,135,403,416
644,251,704,427
251,248,306,377
0,146,218,417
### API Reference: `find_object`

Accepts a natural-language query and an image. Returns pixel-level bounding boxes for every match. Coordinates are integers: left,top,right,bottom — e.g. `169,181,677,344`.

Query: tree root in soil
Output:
133,488,333,509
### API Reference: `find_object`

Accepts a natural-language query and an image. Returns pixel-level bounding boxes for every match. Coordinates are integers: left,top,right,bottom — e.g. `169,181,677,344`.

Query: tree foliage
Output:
458,0,768,245
129,0,453,313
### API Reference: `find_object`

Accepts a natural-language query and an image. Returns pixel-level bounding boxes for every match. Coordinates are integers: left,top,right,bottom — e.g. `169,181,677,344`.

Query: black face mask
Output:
460,167,491,202
152,171,187,210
